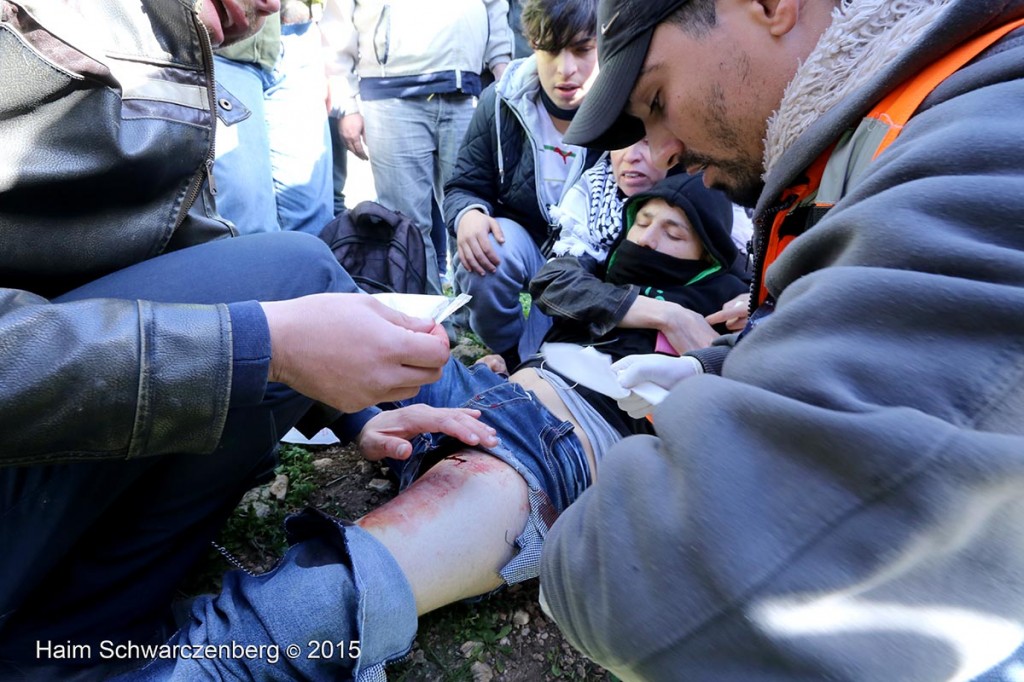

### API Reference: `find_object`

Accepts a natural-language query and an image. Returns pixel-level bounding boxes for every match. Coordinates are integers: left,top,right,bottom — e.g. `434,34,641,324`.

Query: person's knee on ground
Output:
454,218,547,360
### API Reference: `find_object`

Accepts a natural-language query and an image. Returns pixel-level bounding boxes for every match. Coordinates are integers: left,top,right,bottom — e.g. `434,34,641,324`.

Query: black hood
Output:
617,173,738,269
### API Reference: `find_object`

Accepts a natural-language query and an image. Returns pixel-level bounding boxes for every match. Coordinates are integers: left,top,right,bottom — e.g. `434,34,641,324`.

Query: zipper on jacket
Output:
748,195,794,315
206,158,218,195
176,11,220,229
373,4,391,72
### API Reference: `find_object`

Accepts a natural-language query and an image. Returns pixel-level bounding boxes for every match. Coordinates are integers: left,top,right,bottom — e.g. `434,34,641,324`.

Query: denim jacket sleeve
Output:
0,289,234,466
529,255,638,338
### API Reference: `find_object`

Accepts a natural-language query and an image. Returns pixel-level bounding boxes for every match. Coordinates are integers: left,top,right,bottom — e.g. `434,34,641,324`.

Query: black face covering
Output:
605,240,714,290
539,86,578,121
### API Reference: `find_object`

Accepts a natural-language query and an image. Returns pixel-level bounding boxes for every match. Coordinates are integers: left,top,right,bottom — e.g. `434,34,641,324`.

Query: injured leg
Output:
356,450,530,615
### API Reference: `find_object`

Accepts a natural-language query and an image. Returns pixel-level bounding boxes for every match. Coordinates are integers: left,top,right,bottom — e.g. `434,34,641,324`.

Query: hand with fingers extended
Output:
261,293,450,413
657,302,719,354
356,404,500,461
456,209,504,275
619,297,718,355
705,292,751,332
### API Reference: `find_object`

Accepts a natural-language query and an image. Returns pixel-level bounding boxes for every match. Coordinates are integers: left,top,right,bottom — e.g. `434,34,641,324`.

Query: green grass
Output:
180,443,318,595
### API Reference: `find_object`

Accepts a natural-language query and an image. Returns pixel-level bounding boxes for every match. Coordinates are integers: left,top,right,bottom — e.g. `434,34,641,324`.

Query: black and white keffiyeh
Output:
549,156,625,262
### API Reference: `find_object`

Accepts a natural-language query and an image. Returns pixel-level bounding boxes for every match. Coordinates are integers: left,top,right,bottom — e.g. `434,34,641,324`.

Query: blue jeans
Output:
328,113,349,214
360,94,477,295
454,217,553,359
0,233,415,680
214,48,333,236
387,359,591,583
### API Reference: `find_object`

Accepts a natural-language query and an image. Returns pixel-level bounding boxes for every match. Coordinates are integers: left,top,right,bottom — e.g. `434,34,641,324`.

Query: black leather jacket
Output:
0,0,239,465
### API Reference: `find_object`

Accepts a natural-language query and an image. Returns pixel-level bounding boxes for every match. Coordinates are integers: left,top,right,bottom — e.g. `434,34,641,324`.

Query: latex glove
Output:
616,389,663,420
612,354,703,391
612,355,702,419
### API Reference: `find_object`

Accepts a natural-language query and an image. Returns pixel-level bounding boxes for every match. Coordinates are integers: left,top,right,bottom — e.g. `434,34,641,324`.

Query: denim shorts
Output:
387,360,592,583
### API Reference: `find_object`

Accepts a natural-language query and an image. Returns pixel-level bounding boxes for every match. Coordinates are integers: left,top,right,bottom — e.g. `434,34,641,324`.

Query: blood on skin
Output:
355,450,523,536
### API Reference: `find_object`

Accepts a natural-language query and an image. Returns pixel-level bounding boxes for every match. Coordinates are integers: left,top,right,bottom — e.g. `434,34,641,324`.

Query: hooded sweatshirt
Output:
528,174,748,436
444,57,598,248
541,1,1024,680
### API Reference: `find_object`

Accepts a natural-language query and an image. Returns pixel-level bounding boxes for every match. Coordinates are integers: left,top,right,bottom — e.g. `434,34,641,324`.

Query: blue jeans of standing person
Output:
268,21,334,235
454,217,553,363
214,52,333,236
328,113,349,215
0,232,416,681
360,94,477,295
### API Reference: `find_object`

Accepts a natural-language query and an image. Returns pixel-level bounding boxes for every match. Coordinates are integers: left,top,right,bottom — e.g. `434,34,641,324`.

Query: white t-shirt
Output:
532,98,586,217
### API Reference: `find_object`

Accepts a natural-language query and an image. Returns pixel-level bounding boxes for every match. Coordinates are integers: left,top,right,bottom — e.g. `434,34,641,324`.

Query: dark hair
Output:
665,0,718,38
521,0,598,53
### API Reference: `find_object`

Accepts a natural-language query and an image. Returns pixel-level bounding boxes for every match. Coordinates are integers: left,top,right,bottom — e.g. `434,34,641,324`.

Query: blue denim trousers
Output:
360,94,477,294
214,49,334,236
454,217,553,359
0,233,415,681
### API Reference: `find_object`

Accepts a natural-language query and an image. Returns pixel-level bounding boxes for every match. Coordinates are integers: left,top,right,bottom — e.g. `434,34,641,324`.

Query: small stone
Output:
312,457,334,470
367,478,392,493
512,609,530,626
470,661,493,682
539,632,548,640
358,460,375,475
240,487,268,506
268,474,289,501
520,626,530,637
499,637,510,647
459,641,482,658
411,649,426,665
531,653,545,662
249,500,271,519
575,665,587,679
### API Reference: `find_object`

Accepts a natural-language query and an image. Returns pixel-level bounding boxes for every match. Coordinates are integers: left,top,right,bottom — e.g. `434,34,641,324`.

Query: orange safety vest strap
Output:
870,16,1024,158
759,149,832,305
757,17,1024,306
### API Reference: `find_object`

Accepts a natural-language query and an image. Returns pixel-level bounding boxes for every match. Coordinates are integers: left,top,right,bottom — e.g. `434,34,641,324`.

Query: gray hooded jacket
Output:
540,1,1024,679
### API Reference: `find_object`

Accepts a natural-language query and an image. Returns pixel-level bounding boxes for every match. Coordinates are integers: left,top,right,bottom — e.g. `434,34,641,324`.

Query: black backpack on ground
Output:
318,200,427,295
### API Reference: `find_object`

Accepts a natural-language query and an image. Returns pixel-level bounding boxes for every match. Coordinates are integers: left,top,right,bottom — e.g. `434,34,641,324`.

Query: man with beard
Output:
539,0,1024,680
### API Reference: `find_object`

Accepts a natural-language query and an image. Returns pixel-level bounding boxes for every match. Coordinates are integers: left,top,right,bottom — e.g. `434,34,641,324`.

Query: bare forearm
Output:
619,297,717,353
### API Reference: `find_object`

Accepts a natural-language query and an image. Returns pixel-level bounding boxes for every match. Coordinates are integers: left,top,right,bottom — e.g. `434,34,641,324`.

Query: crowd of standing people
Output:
2,0,1024,680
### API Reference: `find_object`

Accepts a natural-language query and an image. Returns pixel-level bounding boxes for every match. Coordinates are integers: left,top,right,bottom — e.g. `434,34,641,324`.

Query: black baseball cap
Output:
564,0,688,150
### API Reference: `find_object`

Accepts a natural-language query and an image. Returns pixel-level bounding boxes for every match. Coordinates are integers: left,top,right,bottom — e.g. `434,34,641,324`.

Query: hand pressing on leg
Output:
357,404,499,461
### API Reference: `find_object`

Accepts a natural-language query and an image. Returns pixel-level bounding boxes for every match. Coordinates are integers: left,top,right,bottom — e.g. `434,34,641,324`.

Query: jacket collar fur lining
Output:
763,0,957,178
